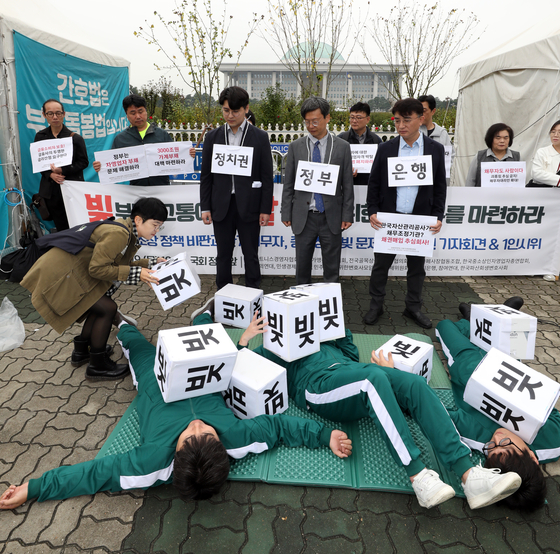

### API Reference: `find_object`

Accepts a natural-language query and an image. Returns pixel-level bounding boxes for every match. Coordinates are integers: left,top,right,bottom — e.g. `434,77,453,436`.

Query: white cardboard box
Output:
292,283,345,341
223,348,288,419
263,289,320,362
154,323,237,403
464,347,560,444
214,284,263,329
375,334,433,382
470,304,537,360
152,252,201,310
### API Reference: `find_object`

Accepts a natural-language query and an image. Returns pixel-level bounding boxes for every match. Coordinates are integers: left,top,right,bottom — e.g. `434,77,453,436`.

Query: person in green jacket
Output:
436,297,558,511
189,299,522,511
0,317,351,510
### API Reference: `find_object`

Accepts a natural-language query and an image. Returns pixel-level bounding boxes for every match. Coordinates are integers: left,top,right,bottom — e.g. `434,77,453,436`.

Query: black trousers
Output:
369,252,426,311
44,183,70,231
213,196,261,289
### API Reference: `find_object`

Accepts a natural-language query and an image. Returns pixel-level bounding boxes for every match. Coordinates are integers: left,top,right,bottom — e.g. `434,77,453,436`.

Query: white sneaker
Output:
463,465,521,510
190,297,215,323
412,468,456,509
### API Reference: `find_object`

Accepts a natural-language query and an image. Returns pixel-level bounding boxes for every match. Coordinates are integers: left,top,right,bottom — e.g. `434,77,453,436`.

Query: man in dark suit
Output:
365,98,447,329
200,87,273,289
281,97,354,284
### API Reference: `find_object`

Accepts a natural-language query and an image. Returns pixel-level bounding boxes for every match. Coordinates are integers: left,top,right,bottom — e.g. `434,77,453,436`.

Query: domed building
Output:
220,42,402,108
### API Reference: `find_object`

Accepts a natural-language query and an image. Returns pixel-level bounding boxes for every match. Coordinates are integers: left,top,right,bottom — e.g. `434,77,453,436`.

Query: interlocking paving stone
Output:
190,500,248,531
387,513,424,554
416,515,477,547
83,492,143,523
304,534,363,553
251,483,304,510
303,507,361,540
183,525,245,554
472,520,510,553
272,506,305,554
329,488,359,511
302,487,331,511
66,515,133,551
38,495,91,546
358,511,393,553
357,491,412,516
122,495,169,552
243,503,277,554
502,520,544,554
222,481,255,504
151,498,196,554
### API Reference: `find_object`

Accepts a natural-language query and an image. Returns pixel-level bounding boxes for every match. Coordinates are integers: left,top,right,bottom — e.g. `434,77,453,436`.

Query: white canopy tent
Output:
454,18,560,186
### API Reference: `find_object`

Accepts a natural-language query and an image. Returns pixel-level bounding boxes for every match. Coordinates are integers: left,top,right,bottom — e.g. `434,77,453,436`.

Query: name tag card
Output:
464,347,560,443
388,155,433,187
30,137,73,173
294,160,340,196
470,304,537,360
154,323,238,403
374,212,437,257
480,162,526,188
350,144,378,174
95,145,150,184
292,282,345,341
263,289,320,361
145,142,194,176
444,146,453,179
211,144,254,176
215,283,263,329
152,252,202,310
376,334,433,382
223,348,288,419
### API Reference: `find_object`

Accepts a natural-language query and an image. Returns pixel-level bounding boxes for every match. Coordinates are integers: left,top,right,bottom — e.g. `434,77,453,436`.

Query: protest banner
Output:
350,144,378,174
145,142,194,176
30,137,73,173
94,145,149,184
480,162,527,188
374,213,437,257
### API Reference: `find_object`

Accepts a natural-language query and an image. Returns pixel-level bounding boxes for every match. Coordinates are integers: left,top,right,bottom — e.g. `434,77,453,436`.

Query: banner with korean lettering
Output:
14,31,129,202
61,182,560,277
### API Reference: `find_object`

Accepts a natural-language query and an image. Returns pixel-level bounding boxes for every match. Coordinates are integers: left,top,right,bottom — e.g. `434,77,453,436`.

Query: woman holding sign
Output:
464,123,521,187
33,99,89,231
21,198,167,381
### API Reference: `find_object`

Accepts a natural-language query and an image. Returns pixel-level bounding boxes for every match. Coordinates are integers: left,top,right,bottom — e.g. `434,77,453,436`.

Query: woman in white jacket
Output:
531,120,560,187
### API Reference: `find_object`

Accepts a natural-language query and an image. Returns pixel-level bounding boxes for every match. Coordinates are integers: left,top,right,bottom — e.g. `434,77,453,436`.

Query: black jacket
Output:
338,127,381,186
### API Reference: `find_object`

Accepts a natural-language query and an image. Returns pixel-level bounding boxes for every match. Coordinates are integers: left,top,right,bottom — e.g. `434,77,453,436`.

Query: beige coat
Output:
21,218,149,334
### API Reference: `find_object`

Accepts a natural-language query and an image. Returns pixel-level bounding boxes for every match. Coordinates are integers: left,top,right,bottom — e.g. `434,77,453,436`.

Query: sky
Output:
4,0,560,100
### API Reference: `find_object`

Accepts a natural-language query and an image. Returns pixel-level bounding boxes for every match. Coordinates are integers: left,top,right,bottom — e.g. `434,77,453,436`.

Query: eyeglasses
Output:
45,111,64,118
393,116,420,126
482,438,523,455
303,119,321,127
151,223,164,232
550,130,560,136
349,115,367,121
222,108,244,116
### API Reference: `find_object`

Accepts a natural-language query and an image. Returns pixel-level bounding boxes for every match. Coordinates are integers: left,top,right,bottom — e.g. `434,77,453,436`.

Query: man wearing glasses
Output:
365,98,447,329
338,102,382,187
436,297,559,511
93,94,174,186
200,86,273,290
281,97,354,284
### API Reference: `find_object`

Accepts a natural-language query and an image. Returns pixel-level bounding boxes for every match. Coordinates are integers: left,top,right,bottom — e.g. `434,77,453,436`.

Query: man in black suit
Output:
365,98,447,329
200,87,273,289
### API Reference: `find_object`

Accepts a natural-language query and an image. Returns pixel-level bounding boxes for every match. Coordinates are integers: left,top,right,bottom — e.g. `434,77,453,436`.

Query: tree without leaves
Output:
361,1,481,100
262,0,364,99
135,0,262,125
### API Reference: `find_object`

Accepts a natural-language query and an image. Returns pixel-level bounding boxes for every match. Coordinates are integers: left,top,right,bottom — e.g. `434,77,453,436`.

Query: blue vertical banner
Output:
14,31,129,201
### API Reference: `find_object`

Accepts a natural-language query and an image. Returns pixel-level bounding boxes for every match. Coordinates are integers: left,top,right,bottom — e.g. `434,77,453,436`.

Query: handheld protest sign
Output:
215,284,263,329
154,323,238,403
375,334,433,382
464,348,560,444
292,283,345,341
263,289,320,362
294,160,339,196
152,252,201,310
223,348,288,419
470,304,537,360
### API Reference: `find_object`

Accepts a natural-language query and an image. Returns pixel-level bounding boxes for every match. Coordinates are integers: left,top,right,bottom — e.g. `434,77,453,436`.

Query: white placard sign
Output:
374,212,437,257
30,137,73,173
94,145,150,184
154,323,238,403
223,348,288,419
463,347,560,443
376,334,433,382
480,162,527,188
211,144,254,176
294,160,340,196
350,144,378,174
215,284,263,329
152,252,201,311
145,142,194,176
470,304,537,360
444,146,453,179
388,155,434,187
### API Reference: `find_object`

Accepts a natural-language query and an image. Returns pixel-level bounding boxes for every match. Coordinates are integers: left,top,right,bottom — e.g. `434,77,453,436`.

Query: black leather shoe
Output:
71,337,113,367
503,296,524,311
85,351,129,381
403,308,432,329
364,307,384,325
458,303,471,321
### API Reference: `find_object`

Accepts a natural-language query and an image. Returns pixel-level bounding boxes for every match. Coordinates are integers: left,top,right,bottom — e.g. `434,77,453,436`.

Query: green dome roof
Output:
282,42,344,63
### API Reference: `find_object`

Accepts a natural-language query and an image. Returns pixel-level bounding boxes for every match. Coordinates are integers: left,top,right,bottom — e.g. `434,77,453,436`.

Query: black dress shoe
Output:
458,302,471,321
364,307,384,325
503,296,524,311
403,308,432,329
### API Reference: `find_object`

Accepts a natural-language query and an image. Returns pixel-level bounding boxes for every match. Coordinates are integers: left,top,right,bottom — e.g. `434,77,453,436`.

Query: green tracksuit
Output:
240,326,473,479
27,323,333,503
436,319,560,464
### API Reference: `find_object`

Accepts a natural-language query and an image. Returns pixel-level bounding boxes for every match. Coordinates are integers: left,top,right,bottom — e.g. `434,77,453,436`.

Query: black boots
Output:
71,337,114,367
85,350,130,381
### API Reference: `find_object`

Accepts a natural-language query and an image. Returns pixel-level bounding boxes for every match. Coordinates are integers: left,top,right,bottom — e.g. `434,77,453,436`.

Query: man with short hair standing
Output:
338,101,381,187
281,97,354,284
200,86,273,290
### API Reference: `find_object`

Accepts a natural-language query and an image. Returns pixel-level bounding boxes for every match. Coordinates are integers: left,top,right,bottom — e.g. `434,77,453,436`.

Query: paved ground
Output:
1,274,559,554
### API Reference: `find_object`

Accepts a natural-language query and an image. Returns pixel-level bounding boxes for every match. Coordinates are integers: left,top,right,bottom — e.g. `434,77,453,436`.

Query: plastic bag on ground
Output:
0,296,26,351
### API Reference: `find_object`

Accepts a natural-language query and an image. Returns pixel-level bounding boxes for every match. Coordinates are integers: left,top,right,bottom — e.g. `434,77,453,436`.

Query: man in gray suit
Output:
281,97,354,284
